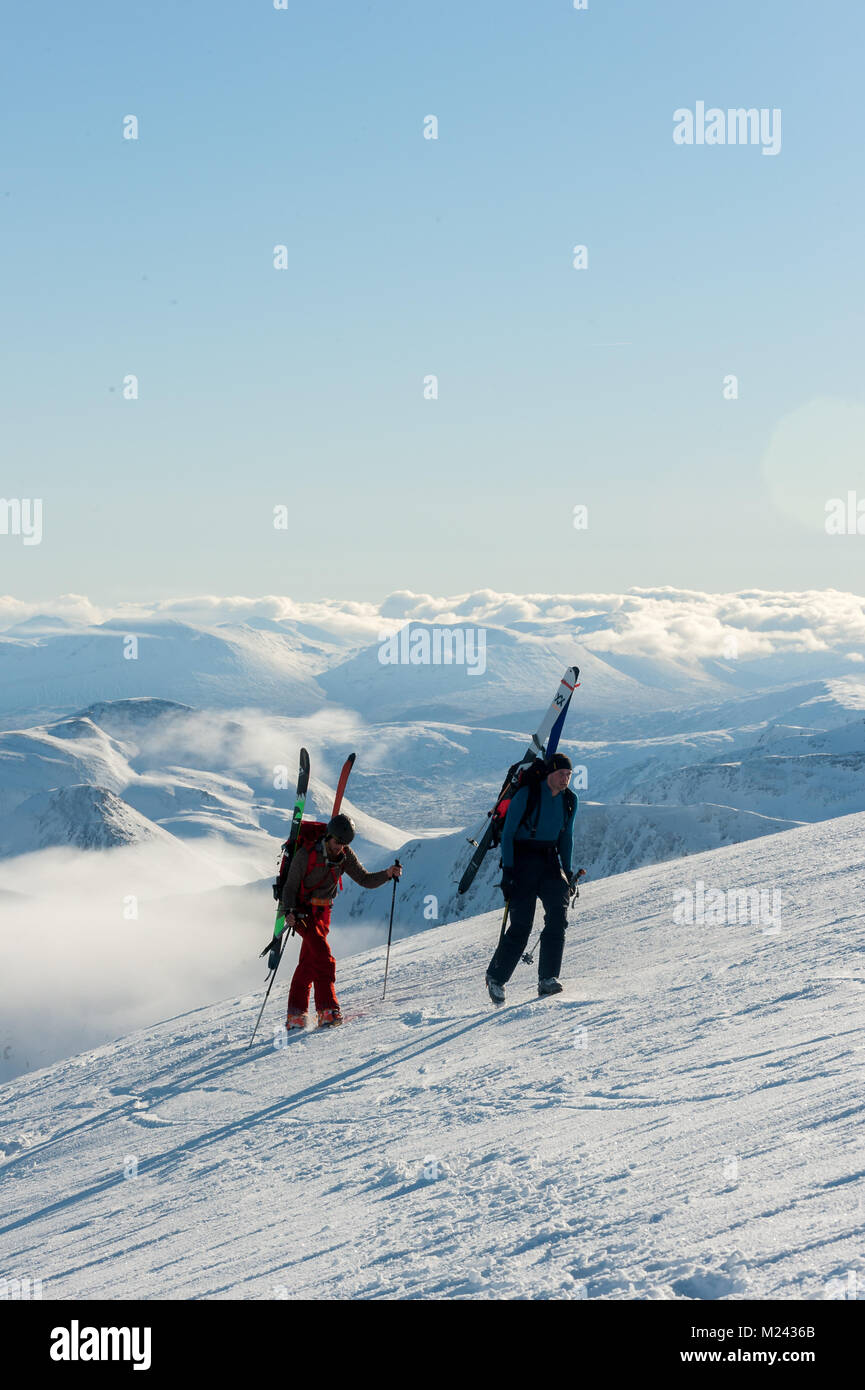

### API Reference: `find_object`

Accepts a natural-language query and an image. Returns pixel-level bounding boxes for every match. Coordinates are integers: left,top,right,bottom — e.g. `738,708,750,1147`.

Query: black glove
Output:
500,867,514,901
260,936,283,970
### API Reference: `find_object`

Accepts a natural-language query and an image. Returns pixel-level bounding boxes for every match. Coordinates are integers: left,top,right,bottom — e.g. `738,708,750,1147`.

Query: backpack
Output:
488,758,576,849
272,821,344,902
520,778,577,839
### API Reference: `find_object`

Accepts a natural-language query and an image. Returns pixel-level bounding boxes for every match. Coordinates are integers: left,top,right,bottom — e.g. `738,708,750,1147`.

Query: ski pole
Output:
521,928,539,966
498,900,510,947
248,912,307,1047
248,935,286,1049
381,860,401,1001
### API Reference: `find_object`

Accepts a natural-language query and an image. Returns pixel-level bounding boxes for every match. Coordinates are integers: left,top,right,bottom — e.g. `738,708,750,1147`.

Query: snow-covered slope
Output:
1,813,862,1299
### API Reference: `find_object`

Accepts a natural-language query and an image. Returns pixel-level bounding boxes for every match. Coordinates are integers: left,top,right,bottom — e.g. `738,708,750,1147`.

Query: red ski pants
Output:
287,905,339,1014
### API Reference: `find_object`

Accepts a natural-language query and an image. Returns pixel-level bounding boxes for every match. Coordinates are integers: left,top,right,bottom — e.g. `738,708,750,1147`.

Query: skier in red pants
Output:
280,814,401,1029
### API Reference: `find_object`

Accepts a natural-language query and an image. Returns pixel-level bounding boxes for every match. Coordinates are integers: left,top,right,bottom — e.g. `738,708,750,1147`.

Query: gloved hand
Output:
568,868,586,902
259,936,283,969
500,867,514,901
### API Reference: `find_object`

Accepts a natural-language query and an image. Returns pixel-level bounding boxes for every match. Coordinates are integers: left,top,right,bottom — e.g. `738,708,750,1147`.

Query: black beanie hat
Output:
546,752,572,772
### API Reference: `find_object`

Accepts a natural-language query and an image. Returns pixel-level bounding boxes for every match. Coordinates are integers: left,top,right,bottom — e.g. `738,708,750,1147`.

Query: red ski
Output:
331,752,356,816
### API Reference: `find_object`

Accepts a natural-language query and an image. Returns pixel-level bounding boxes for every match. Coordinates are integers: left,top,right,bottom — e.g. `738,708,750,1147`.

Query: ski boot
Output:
285,1011,307,1031
538,977,563,997
317,1008,343,1028
485,972,506,1006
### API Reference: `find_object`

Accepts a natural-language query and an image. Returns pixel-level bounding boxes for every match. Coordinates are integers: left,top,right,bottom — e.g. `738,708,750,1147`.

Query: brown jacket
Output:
280,840,391,914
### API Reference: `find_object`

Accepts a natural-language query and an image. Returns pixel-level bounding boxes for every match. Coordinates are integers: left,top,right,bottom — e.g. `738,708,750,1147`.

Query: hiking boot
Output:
285,1011,307,1030
316,1008,342,1028
485,972,506,1006
538,977,563,997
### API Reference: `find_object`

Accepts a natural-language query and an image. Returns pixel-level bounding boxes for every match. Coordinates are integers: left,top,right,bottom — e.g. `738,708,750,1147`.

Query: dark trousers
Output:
487,846,569,984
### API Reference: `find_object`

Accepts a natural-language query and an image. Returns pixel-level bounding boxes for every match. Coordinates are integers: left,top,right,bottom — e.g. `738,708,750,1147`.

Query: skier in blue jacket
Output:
485,753,579,1004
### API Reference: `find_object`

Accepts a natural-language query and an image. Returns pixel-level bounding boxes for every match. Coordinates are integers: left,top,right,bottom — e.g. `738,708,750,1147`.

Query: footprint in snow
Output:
400,1009,447,1026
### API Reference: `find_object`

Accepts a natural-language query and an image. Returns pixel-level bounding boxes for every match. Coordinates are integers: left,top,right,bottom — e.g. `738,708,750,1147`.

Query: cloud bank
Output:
2,588,865,665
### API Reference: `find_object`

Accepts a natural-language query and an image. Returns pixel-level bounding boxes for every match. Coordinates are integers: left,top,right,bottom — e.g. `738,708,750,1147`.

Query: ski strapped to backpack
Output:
284,821,345,902
272,747,311,906
503,759,578,841
457,666,580,894
248,748,311,1048
250,750,356,1048
274,820,335,905
271,750,356,937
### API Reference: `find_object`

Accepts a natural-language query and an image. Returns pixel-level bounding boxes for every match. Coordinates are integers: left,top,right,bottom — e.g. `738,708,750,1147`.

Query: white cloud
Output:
0,838,393,1084
2,588,865,667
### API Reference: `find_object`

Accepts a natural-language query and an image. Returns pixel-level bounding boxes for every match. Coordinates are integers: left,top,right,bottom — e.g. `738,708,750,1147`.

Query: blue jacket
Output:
501,781,577,874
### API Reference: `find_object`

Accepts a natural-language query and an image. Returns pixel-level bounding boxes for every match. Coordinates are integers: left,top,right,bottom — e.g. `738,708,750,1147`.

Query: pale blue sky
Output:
2,0,864,603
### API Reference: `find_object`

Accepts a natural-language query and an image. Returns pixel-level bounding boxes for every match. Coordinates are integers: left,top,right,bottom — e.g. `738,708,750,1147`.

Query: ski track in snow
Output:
1,815,864,1300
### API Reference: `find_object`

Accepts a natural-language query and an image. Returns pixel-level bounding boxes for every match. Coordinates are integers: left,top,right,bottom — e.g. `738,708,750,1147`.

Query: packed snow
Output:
1,813,862,1300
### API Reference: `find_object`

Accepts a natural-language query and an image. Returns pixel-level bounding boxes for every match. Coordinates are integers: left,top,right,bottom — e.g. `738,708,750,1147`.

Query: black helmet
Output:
326,813,355,845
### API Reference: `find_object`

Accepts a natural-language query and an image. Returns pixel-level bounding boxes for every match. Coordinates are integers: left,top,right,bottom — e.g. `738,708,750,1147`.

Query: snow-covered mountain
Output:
612,718,865,823
7,599,865,736
0,716,134,818
320,627,683,724
2,812,862,1299
3,690,863,898
3,592,865,1120
0,701,405,871
596,677,865,744
0,785,180,857
0,619,329,727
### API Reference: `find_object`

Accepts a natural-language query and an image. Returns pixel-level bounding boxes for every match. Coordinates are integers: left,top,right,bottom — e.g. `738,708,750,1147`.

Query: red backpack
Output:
273,821,343,902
